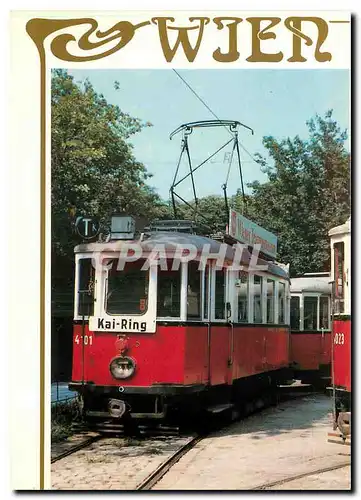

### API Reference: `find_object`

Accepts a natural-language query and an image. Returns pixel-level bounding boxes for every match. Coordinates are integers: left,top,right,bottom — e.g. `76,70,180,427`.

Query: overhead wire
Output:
172,68,261,215
172,68,260,166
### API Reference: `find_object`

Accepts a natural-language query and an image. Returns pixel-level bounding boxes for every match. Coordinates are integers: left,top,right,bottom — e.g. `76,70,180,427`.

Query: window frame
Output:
105,258,150,317
186,261,204,321
74,253,97,321
156,264,183,321
211,266,227,322
266,277,276,324
251,273,264,324
278,280,287,325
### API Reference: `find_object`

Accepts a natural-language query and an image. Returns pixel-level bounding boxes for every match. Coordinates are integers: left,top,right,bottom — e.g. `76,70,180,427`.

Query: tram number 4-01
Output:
334,333,345,345
74,334,93,345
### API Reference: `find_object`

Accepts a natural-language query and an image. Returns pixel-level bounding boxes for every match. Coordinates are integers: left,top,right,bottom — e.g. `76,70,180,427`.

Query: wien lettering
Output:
150,16,332,63
97,318,147,332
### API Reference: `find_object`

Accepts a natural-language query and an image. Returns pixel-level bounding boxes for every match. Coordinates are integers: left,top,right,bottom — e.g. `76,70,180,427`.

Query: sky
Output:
68,69,350,202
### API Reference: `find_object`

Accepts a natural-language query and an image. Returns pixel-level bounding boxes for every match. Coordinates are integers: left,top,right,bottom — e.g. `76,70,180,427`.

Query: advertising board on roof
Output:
228,209,278,259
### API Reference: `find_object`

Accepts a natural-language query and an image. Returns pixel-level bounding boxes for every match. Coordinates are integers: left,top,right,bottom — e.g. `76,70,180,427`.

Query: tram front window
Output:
106,260,148,315
303,296,317,330
290,296,300,330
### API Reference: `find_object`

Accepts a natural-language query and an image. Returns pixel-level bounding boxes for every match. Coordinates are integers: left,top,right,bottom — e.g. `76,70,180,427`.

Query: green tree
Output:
51,70,171,304
173,191,251,232
246,110,350,276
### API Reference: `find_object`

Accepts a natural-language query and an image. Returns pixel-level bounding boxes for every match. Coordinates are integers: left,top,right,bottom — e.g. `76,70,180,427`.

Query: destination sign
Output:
228,209,278,259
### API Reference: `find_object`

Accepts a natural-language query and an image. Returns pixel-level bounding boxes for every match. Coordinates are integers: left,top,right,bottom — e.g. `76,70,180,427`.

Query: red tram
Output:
329,218,351,440
69,216,291,421
290,273,332,386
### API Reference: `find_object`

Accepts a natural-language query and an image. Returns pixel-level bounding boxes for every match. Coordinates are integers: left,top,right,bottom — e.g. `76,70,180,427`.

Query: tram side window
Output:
319,295,330,330
253,275,263,323
334,242,345,314
237,271,248,323
267,279,275,324
157,265,181,318
187,262,201,319
303,296,317,330
215,269,226,320
203,265,209,320
290,296,300,330
77,258,95,317
278,281,286,324
106,259,148,315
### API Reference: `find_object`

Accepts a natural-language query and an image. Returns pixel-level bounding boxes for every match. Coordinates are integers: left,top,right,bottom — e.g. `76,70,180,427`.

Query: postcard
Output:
9,6,351,491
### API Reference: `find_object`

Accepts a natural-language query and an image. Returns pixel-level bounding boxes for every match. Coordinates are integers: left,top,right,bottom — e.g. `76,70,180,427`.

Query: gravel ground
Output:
51,435,193,490
51,394,351,491
154,394,351,491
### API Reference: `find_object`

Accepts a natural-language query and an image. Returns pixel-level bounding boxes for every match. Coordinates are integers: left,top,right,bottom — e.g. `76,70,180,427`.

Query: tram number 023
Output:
74,334,93,345
334,333,345,345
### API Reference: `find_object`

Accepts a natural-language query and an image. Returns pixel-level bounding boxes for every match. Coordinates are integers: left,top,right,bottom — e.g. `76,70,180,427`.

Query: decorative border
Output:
24,14,351,489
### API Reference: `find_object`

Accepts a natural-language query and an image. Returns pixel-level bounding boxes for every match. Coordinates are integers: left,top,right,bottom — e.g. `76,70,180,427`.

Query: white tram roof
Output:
75,231,289,280
328,217,351,237
290,275,331,294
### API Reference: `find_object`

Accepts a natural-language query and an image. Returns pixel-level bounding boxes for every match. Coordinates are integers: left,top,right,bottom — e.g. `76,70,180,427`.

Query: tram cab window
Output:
290,296,300,330
334,242,345,314
303,296,317,330
253,275,263,323
278,281,286,324
157,265,181,318
106,259,148,315
77,258,95,317
267,279,275,324
215,269,226,320
187,262,201,319
319,295,330,330
237,271,248,323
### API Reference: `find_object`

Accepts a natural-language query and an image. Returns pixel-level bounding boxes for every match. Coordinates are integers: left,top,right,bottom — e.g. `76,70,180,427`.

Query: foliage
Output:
51,69,171,287
245,110,350,276
172,190,251,232
51,72,350,282
51,399,81,443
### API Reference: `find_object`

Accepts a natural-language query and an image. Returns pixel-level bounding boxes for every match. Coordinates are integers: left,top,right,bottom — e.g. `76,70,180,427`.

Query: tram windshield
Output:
290,294,330,331
290,296,300,330
106,259,149,315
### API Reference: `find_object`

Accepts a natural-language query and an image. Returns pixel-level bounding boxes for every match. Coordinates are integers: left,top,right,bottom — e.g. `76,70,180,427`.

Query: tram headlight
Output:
109,356,136,380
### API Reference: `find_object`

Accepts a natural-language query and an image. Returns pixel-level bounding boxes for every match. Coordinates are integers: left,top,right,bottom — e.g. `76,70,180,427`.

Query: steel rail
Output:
51,434,102,464
136,435,202,490
251,461,350,490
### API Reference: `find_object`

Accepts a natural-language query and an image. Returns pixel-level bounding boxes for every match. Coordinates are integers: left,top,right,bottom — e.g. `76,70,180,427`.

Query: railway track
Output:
251,461,351,490
51,434,102,463
51,385,323,468
136,435,202,490
52,390,346,490
134,387,322,490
